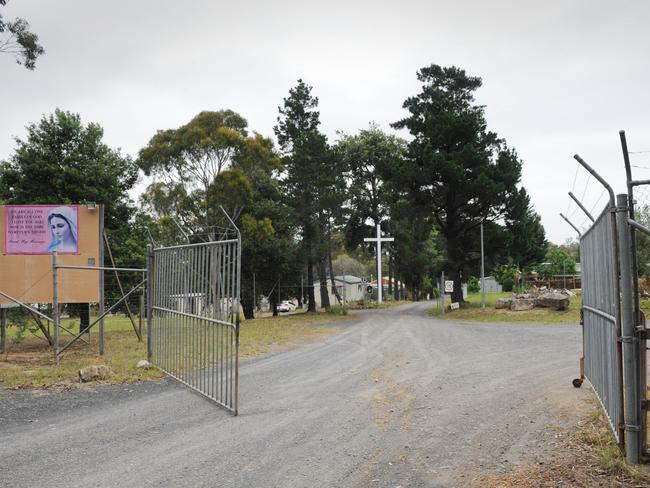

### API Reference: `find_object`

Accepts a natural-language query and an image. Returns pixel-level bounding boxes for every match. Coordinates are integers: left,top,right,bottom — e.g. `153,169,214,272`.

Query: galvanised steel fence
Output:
580,203,624,443
148,236,241,415
569,136,648,464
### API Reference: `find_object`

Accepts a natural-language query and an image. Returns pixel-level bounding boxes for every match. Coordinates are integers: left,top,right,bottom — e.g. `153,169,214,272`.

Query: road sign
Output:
444,280,454,293
366,285,373,294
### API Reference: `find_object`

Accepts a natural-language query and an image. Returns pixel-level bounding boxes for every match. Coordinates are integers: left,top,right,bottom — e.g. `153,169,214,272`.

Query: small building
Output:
312,275,365,308
479,276,503,293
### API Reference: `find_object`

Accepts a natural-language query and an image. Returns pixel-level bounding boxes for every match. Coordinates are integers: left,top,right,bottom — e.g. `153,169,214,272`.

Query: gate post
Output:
146,244,154,363
616,193,641,464
52,251,60,363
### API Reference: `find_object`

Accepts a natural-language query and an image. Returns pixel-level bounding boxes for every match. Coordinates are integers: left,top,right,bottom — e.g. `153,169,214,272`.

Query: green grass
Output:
430,291,582,324
0,311,353,388
577,406,650,483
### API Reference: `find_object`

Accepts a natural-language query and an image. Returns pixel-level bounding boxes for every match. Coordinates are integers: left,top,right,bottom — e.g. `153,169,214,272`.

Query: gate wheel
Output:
572,378,583,388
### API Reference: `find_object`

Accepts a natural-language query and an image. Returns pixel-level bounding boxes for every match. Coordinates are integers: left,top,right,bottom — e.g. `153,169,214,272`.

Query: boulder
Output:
537,292,570,311
510,298,536,311
136,359,152,369
495,298,513,309
78,365,113,382
513,293,535,300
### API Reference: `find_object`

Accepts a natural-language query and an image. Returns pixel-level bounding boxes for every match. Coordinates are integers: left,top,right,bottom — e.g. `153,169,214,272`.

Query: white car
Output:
278,300,297,312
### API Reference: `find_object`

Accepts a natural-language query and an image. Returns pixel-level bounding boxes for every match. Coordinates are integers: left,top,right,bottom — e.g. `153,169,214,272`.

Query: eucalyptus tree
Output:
138,110,296,318
0,0,44,70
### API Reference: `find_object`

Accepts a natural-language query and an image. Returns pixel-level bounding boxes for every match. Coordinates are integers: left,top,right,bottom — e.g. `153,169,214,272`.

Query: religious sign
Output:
363,224,394,303
5,205,79,254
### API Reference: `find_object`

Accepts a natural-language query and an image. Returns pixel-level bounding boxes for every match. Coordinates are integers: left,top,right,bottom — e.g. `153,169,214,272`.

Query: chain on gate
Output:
147,237,241,415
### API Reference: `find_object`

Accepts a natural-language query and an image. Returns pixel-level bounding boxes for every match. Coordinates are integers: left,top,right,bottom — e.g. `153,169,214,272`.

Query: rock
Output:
537,292,570,311
136,360,152,369
510,298,536,311
513,293,534,299
78,365,113,382
495,298,512,309
561,288,576,297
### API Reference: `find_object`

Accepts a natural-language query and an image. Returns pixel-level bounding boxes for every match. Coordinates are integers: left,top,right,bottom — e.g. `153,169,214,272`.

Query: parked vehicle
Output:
278,300,297,312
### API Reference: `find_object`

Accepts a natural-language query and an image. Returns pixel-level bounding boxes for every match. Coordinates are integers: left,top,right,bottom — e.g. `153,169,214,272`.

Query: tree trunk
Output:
449,269,464,304
270,290,279,317
242,300,254,320
79,304,90,334
306,257,316,313
318,255,330,311
328,241,343,306
447,237,465,304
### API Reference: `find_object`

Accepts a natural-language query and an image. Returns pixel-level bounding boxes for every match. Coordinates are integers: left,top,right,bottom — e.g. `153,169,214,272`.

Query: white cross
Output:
364,223,394,303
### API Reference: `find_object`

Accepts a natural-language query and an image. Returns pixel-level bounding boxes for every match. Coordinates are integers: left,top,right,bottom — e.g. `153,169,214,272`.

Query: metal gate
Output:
147,237,241,415
580,202,624,442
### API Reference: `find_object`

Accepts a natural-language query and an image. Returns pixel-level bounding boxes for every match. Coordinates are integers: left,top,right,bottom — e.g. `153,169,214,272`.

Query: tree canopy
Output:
390,64,527,301
0,0,44,70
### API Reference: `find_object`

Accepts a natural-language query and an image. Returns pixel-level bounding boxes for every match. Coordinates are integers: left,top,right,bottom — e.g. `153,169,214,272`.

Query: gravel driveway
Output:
0,302,589,487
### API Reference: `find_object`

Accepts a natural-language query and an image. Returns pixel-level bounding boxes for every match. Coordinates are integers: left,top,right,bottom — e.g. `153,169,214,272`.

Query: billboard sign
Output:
5,205,79,255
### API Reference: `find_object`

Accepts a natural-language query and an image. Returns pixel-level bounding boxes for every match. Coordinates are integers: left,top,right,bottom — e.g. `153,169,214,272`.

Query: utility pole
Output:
252,272,256,318
481,222,485,308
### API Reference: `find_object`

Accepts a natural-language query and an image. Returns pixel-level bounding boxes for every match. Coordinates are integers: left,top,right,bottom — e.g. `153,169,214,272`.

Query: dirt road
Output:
0,302,589,487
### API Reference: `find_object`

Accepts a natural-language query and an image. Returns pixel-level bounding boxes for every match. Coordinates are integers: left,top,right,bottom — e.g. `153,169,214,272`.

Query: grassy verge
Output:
469,403,650,487
0,311,353,388
430,291,582,324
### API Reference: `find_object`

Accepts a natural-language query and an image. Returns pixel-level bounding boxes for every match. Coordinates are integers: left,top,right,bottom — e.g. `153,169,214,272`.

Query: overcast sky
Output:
2,0,649,245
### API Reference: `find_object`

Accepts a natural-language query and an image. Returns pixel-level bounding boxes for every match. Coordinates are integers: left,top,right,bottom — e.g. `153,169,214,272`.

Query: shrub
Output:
327,305,348,316
468,276,480,293
494,264,519,292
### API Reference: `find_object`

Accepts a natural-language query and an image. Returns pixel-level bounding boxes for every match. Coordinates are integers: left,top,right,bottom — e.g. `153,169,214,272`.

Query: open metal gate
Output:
147,236,241,415
580,202,624,442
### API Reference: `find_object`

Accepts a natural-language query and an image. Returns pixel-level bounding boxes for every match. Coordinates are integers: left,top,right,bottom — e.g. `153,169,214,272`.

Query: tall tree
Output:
391,65,524,302
275,80,345,311
503,188,547,270
0,0,44,70
336,124,406,244
138,110,295,319
0,109,138,231
337,124,407,297
138,110,266,239
0,109,143,314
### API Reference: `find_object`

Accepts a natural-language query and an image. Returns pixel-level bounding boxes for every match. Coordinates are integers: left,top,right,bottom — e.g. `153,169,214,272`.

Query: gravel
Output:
0,302,589,487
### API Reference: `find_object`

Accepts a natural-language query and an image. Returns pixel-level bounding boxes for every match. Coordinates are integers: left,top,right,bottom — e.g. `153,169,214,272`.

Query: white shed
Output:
312,275,365,308
479,276,503,293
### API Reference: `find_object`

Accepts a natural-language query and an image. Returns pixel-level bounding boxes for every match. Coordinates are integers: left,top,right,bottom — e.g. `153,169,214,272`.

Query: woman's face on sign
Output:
50,217,70,241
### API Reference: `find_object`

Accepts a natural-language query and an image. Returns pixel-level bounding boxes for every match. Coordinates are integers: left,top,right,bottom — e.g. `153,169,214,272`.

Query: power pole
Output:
481,222,485,308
